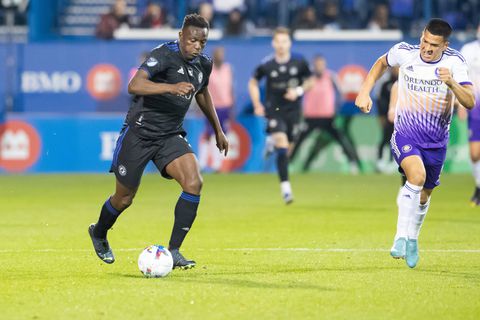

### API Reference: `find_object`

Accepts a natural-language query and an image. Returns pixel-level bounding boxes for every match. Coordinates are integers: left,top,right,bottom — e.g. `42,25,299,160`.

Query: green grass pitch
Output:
1,173,479,319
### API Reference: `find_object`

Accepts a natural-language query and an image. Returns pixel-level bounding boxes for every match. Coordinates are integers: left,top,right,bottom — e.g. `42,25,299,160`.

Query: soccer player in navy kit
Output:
248,27,313,204
88,14,229,269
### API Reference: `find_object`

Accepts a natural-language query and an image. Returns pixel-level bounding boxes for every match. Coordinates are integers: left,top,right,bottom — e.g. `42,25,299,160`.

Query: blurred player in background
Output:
291,54,361,173
199,46,234,172
248,27,313,204
376,67,399,173
88,14,228,269
459,24,480,206
356,18,474,268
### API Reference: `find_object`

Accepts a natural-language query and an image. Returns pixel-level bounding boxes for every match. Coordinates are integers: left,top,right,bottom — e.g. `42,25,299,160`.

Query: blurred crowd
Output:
93,0,480,39
1,0,479,39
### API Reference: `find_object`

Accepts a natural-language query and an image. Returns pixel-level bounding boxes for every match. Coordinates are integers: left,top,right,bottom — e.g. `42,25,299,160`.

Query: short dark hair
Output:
425,18,452,40
182,14,209,30
273,27,291,38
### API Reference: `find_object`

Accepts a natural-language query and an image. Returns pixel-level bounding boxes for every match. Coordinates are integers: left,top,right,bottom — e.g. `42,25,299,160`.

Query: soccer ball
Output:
138,245,173,278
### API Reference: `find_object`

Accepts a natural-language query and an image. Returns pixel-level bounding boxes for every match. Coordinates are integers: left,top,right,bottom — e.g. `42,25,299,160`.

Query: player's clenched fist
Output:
437,67,453,86
355,93,373,113
170,82,195,95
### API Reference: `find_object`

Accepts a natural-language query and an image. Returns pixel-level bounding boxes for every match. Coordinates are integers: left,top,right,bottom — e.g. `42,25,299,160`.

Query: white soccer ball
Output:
138,245,173,278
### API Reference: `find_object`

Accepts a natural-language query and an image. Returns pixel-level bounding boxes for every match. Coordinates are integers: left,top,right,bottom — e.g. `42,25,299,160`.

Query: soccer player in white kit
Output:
460,24,480,205
355,19,475,268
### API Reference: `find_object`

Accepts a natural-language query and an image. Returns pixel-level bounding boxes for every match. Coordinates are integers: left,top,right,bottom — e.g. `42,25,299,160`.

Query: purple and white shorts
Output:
390,131,446,189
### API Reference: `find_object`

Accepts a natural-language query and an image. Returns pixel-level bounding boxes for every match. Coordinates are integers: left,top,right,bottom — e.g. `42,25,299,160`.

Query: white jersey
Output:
460,40,480,119
386,42,472,148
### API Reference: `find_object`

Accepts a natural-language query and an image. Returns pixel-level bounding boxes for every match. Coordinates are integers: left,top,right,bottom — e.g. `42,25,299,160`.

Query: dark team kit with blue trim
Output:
253,53,311,140
111,41,213,187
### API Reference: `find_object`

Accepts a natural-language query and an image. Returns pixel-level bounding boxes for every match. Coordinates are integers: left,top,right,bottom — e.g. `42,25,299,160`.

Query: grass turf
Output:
1,173,479,319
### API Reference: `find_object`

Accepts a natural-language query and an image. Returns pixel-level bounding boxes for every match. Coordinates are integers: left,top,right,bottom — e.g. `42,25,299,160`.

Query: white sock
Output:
407,197,430,240
473,161,480,187
395,182,422,240
280,181,292,196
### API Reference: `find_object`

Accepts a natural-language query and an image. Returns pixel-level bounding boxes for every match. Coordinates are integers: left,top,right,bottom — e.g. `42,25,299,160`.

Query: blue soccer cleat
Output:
390,237,406,259
405,239,419,268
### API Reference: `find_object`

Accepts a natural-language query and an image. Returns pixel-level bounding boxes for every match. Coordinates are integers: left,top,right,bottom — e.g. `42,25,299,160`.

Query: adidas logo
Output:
406,65,414,72
181,227,190,231
177,67,184,74
403,194,411,199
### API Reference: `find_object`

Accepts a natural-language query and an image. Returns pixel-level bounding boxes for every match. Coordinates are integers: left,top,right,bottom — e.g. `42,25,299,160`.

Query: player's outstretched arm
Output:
355,55,389,113
196,87,229,156
437,67,475,109
248,78,265,116
128,69,194,96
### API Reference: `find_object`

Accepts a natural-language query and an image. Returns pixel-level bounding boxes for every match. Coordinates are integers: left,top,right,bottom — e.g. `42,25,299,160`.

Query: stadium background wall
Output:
0,40,471,173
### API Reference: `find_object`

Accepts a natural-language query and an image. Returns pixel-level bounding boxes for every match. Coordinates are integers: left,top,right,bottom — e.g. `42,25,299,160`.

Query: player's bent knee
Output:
182,176,203,194
471,153,480,162
407,173,426,187
120,196,134,209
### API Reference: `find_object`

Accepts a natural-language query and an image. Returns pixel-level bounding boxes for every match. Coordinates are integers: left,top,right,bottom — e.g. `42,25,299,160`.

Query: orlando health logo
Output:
0,121,41,172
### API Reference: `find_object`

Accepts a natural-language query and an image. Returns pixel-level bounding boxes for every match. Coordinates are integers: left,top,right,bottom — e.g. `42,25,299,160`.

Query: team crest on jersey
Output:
402,145,412,153
279,65,287,73
269,119,278,128
289,67,298,75
118,165,127,176
198,71,203,83
146,57,158,67
187,67,193,77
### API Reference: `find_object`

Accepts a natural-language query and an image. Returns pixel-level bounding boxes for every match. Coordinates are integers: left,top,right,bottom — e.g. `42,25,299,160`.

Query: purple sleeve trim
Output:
139,66,152,78
385,53,391,67
459,81,473,86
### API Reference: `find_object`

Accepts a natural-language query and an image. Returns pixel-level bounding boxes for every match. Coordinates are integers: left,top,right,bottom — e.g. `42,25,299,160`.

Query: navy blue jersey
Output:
253,53,311,113
126,41,212,139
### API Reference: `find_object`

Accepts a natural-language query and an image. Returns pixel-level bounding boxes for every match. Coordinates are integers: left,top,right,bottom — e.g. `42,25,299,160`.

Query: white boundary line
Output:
1,248,480,253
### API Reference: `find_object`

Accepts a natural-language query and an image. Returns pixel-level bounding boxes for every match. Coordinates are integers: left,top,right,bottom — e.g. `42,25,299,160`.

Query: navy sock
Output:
93,197,123,239
276,147,289,182
169,192,200,250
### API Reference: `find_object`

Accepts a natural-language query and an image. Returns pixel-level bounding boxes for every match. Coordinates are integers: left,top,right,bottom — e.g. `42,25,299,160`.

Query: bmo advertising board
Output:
18,43,133,112
0,120,41,172
0,114,260,174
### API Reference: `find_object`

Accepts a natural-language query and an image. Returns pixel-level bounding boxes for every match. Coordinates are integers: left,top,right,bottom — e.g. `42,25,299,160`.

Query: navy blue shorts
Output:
110,127,194,188
266,108,301,142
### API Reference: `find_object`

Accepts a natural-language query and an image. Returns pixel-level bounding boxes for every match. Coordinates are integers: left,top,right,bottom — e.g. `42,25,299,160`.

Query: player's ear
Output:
443,40,449,50
179,30,183,39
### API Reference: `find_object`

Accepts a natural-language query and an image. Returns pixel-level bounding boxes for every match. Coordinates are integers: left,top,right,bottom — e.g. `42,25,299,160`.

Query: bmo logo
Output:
22,71,82,93
0,121,41,172
87,64,122,100
337,65,368,101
